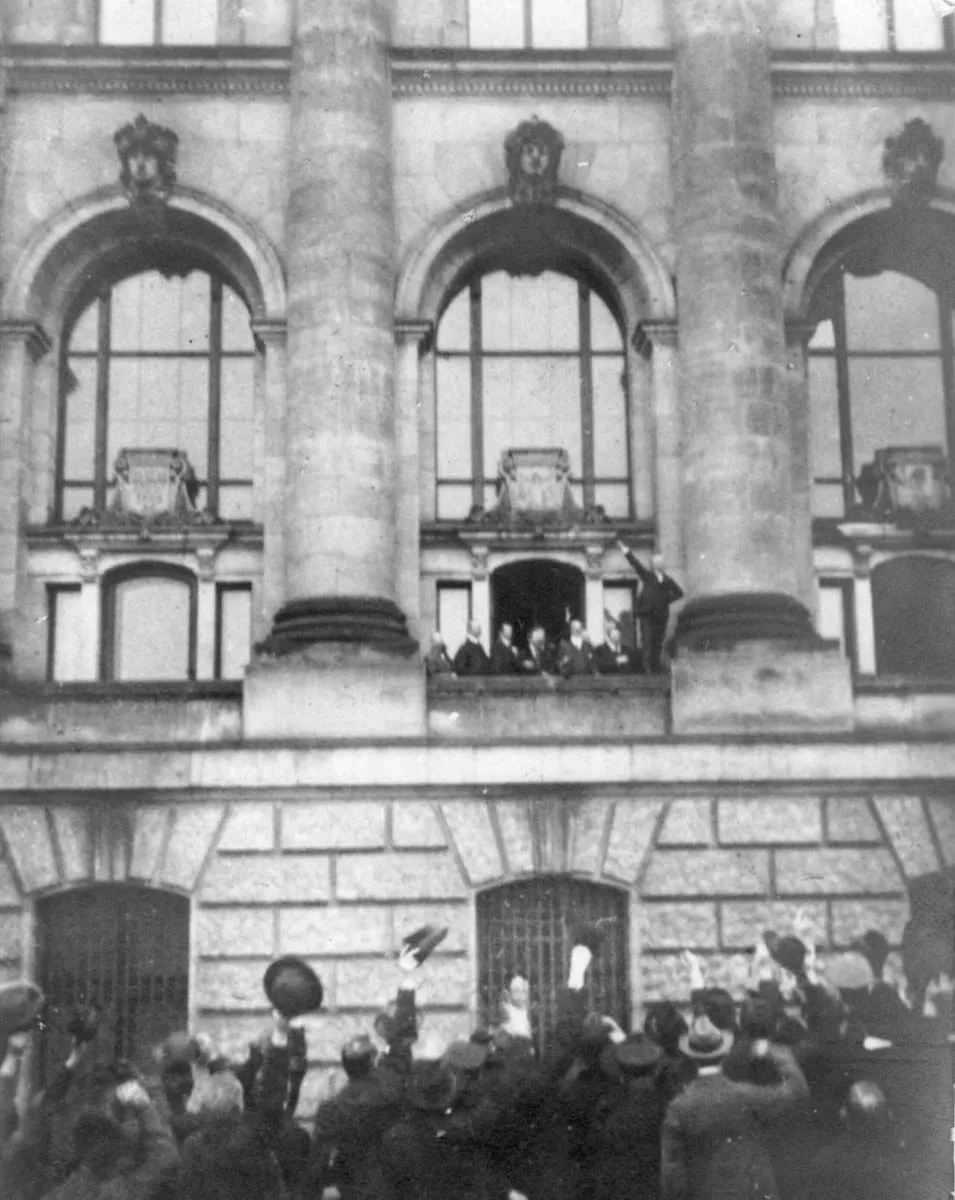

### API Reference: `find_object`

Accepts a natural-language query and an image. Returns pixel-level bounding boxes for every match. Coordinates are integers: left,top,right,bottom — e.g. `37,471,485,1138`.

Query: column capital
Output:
250,318,287,349
635,319,678,353
395,319,434,353
0,320,52,361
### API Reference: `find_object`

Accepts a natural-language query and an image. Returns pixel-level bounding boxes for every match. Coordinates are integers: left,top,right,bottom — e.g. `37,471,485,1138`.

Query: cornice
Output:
2,46,955,100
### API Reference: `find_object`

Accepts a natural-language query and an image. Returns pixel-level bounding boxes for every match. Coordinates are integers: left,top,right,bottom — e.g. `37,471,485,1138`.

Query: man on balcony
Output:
490,622,523,675
616,540,684,674
557,619,596,678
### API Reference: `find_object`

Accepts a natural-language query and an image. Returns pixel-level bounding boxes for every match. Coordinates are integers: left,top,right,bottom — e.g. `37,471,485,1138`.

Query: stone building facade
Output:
0,0,954,1118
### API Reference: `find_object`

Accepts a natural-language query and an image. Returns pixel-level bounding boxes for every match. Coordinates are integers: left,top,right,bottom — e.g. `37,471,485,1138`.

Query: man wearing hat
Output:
660,1013,808,1200
589,1034,666,1200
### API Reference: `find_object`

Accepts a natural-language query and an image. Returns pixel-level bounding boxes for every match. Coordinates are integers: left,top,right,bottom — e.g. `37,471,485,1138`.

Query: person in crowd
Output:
594,619,644,675
616,538,684,673
423,631,454,677
489,622,523,675
522,625,556,675
557,619,596,678
800,1080,910,1200
452,621,490,677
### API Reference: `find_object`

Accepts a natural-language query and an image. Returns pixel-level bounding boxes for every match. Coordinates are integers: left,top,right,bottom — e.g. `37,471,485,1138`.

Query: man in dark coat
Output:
556,620,596,678
616,538,684,673
452,621,490,677
423,632,454,677
522,626,556,675
489,622,523,675
589,1036,667,1200
594,621,643,675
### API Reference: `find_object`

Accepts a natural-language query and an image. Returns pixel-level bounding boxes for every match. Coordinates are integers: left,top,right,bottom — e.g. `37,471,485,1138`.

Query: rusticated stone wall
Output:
0,791,950,1122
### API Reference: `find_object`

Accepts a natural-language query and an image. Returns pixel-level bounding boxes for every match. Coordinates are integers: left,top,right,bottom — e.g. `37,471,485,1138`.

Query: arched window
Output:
37,885,189,1079
58,268,255,523
807,222,955,519
477,876,630,1052
872,556,955,678
492,560,585,648
436,270,630,521
97,0,218,44
468,0,589,48
101,564,197,681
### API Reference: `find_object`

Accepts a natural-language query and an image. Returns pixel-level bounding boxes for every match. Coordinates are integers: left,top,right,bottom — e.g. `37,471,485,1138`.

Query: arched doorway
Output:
872,556,955,678
36,884,190,1079
491,560,585,649
477,876,630,1052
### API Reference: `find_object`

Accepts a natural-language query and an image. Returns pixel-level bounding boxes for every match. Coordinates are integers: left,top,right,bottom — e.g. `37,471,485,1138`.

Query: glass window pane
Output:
108,358,209,471
594,483,630,519
833,0,888,49
808,357,842,479
592,356,628,477
469,0,524,46
436,359,472,478
844,271,941,352
438,289,471,352
109,275,146,351
70,302,99,352
483,357,582,478
849,357,947,471
590,293,623,352
531,0,588,47
113,577,191,680
50,589,88,682
220,359,255,478
218,485,253,521
99,0,154,43
894,2,945,49
161,0,219,42
217,587,251,679
179,273,211,351
437,585,471,656
603,582,636,635
813,482,846,519
482,272,579,352
817,583,847,655
63,359,98,481
221,287,254,352
437,484,474,521
809,319,835,350
61,486,94,520
481,273,515,352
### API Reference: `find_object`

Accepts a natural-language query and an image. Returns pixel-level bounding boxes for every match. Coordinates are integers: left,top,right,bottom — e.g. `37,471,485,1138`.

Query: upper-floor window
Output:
809,267,954,519
58,269,255,523
468,0,589,48
98,0,218,45
833,0,950,51
435,269,631,521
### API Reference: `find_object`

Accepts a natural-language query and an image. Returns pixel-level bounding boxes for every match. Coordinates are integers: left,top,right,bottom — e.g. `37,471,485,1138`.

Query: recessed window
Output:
872,556,955,678
215,583,253,680
101,565,197,682
436,270,630,520
436,582,472,655
98,0,219,45
817,578,857,671
58,269,255,523
47,585,87,683
468,0,589,48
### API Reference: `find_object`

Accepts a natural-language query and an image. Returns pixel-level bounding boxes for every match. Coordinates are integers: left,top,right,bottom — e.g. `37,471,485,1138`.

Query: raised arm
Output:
616,538,650,583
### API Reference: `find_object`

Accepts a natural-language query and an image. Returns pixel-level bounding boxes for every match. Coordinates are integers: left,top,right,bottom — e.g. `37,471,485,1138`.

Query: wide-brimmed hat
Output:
442,1039,489,1073
764,932,807,977
263,957,323,1019
853,930,890,977
599,1034,661,1077
679,1013,734,1062
695,986,737,1033
407,1060,461,1113
644,1002,687,1054
401,924,449,966
0,980,44,1061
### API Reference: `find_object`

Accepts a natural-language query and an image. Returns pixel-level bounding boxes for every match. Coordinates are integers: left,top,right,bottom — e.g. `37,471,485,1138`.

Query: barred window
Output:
477,876,630,1053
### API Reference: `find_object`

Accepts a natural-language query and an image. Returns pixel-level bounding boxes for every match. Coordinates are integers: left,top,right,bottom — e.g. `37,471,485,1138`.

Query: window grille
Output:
36,885,189,1080
477,876,629,1053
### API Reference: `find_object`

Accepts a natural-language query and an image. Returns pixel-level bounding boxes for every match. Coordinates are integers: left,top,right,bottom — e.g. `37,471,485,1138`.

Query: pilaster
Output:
639,319,683,579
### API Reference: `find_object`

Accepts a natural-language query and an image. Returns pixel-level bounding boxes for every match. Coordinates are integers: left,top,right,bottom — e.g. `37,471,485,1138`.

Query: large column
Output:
266,0,413,655
668,0,851,730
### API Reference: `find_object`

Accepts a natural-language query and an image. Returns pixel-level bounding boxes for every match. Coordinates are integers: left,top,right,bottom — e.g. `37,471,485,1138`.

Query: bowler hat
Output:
341,1034,377,1071
263,957,323,1019
644,1002,687,1055
679,1013,734,1063
407,1059,461,1113
0,980,43,1040
442,1039,489,1073
401,924,449,966
764,932,807,977
599,1034,661,1077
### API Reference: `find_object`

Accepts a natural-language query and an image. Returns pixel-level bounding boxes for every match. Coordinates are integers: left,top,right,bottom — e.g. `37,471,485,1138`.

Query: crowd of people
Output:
0,899,951,1200
426,540,684,680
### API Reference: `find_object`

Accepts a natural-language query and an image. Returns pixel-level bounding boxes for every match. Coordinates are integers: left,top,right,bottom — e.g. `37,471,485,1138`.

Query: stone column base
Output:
670,641,854,734
244,642,426,740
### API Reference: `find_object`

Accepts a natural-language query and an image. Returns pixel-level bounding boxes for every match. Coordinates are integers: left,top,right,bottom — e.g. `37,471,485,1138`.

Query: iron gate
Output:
477,876,630,1053
36,885,189,1080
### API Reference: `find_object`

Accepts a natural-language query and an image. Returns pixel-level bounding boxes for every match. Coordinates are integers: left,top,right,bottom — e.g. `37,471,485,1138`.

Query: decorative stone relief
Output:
504,116,564,206
71,449,219,531
114,113,179,206
853,445,954,524
883,117,944,206
468,447,608,528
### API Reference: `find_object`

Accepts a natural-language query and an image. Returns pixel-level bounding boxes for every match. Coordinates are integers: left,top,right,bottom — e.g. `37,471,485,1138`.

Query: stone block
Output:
51,807,91,882
641,849,770,896
282,801,385,851
719,900,828,950
335,955,471,1008
671,643,853,734
641,903,718,949
196,960,272,1010
201,855,331,904
826,798,882,843
391,801,446,848
657,799,713,846
570,798,613,874
219,804,276,852
640,952,751,1003
335,852,467,902
244,647,427,739
438,803,503,885
0,807,58,893
279,906,391,956
162,806,225,892
0,863,20,906
129,808,170,881
195,909,275,958
928,798,955,867
717,798,822,844
494,802,535,875
830,899,910,947
604,799,665,882
0,913,23,960
873,797,940,879
774,848,902,894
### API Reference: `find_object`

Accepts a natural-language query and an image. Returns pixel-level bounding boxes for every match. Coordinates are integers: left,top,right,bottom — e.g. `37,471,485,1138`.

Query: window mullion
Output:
524,0,533,47
207,276,223,515
154,0,163,44
832,275,856,514
579,283,596,508
94,291,111,510
470,281,485,512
